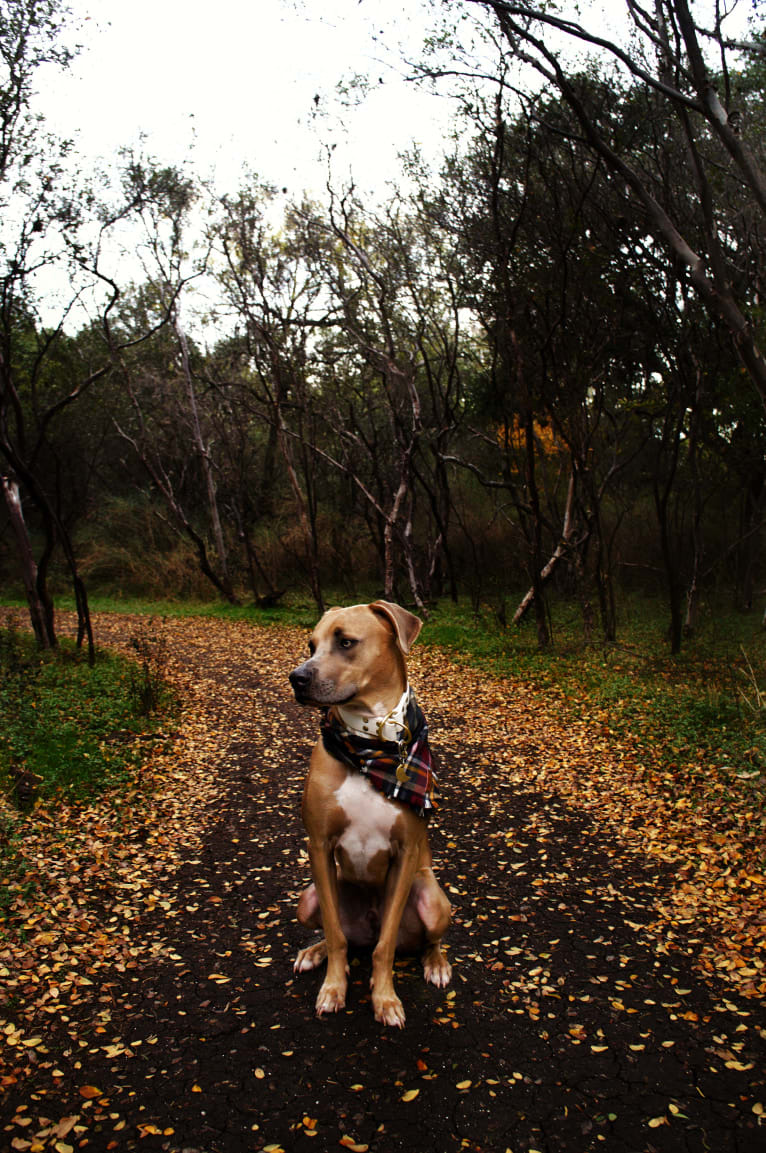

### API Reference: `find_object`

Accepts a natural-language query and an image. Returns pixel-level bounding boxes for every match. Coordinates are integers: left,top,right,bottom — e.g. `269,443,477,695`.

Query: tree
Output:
426,0,766,409
428,84,657,642
0,0,76,646
108,158,237,603
295,182,466,607
214,183,329,610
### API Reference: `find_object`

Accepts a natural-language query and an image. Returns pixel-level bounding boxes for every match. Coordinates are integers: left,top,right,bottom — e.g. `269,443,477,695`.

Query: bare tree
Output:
214,185,329,610
294,183,466,608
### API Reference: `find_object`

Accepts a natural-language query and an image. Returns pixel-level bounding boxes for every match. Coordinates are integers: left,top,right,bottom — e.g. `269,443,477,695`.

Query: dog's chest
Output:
333,772,398,881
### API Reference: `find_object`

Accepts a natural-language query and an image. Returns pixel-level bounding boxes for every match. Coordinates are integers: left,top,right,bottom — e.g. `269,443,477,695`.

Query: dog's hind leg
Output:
414,870,452,988
295,938,328,972
294,883,327,972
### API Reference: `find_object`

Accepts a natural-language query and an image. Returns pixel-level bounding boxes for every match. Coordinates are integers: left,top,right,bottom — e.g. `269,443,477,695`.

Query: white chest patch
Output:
334,773,397,880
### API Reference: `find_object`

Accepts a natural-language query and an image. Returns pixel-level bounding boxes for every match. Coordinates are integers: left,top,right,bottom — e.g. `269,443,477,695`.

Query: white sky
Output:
26,0,760,335
28,0,765,199
35,0,456,198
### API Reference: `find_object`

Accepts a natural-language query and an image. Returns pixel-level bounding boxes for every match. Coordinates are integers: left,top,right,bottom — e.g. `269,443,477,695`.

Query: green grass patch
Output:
0,621,172,806
33,591,320,631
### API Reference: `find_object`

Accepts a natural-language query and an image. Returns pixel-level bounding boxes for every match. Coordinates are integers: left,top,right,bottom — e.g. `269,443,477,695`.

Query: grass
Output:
0,618,172,808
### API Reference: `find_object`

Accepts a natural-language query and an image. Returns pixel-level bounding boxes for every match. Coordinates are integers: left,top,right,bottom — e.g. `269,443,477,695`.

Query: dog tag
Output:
396,760,410,783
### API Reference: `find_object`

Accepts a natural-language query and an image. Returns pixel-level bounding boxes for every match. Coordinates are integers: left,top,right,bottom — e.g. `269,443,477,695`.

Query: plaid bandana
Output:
320,690,435,819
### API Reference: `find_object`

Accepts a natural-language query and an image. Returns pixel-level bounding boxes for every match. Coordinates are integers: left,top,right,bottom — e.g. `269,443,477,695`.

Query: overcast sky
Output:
35,0,455,198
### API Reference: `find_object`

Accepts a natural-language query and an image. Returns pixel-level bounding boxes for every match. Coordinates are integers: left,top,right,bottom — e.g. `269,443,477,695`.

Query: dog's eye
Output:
308,640,316,656
338,637,357,651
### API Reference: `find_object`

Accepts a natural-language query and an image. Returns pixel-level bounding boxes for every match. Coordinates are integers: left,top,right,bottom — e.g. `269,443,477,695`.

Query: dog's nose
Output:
289,665,312,695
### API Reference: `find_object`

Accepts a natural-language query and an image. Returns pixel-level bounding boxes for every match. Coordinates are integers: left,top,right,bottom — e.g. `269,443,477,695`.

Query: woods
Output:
2,1,766,652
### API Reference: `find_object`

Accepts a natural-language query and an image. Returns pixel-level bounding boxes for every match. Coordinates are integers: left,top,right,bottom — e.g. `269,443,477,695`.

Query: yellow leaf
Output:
78,1085,101,1099
401,1088,419,1101
456,1079,472,1089
191,1084,202,1093
648,1116,667,1128
53,1118,78,1140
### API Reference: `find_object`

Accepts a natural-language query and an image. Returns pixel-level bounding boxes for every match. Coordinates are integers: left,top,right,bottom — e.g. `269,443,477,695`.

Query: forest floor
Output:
1,610,765,1153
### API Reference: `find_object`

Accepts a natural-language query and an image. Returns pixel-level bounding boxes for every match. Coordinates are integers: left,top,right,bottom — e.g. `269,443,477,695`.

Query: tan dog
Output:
289,601,452,1027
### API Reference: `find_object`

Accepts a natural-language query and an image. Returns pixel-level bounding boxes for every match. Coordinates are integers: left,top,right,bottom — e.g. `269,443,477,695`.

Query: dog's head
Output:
288,600,422,709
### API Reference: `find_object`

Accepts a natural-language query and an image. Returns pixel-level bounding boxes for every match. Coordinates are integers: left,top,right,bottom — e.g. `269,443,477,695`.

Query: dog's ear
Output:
369,601,423,654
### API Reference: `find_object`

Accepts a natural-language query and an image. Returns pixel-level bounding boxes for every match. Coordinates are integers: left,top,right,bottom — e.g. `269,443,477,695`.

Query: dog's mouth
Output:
290,678,357,708
294,691,357,709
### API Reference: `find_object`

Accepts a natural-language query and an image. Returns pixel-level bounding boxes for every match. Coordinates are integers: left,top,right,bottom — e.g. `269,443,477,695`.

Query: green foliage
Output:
0,620,173,807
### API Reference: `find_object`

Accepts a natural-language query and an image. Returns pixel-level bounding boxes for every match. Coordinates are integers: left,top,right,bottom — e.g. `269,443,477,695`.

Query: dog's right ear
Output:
369,601,423,654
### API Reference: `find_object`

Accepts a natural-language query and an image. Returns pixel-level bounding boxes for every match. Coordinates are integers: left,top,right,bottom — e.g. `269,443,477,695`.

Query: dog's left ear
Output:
369,600,423,654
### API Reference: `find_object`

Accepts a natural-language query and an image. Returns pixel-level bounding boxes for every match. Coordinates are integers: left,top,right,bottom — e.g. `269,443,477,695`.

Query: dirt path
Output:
1,611,765,1152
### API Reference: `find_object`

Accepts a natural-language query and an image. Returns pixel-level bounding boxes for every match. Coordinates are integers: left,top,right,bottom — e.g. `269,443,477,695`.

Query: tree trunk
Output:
1,473,55,649
513,468,576,628
684,373,705,634
175,320,234,602
654,478,683,655
275,413,324,612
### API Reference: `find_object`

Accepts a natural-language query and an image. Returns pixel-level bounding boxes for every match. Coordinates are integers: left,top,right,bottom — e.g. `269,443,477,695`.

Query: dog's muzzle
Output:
289,661,357,706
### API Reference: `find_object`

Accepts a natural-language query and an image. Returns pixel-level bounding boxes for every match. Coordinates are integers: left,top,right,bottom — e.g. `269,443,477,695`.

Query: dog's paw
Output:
423,946,452,988
294,940,328,973
371,988,406,1028
315,977,346,1016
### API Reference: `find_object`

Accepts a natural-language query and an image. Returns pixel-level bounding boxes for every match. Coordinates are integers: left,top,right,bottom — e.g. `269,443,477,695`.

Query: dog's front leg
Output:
307,839,349,1015
370,840,421,1028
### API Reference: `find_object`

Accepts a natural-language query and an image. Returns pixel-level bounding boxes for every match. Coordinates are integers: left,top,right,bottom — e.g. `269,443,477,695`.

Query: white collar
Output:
337,685,413,742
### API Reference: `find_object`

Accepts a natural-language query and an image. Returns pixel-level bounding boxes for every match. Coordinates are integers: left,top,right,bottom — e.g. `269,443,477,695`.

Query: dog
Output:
289,600,452,1027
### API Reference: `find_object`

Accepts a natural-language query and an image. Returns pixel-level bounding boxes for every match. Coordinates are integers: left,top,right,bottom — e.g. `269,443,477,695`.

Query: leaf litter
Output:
0,609,764,1152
